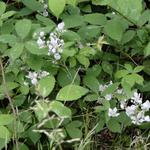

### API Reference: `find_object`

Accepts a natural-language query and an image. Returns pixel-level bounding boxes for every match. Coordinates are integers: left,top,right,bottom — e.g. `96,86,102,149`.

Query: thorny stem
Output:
0,58,19,150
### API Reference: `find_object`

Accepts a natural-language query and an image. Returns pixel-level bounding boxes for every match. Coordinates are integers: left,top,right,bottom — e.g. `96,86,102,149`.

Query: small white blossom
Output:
56,22,65,33
54,53,61,60
99,84,106,92
105,94,112,101
131,92,142,104
144,116,150,122
120,99,127,109
38,71,50,79
39,31,45,37
37,37,45,48
141,100,150,111
108,107,120,117
125,105,137,116
116,89,123,94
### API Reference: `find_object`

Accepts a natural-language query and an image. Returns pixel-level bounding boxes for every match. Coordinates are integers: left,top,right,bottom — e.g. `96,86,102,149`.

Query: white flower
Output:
120,99,127,109
38,71,49,79
54,53,61,60
131,92,142,104
44,4,48,9
144,116,150,122
141,100,150,111
117,89,123,94
31,78,38,85
26,71,38,79
125,105,137,116
108,107,120,117
39,31,45,37
99,84,106,92
37,37,45,48
105,94,112,101
56,22,65,32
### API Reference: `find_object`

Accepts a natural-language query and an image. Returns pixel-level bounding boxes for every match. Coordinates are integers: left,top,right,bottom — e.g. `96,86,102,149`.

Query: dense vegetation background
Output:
0,0,150,149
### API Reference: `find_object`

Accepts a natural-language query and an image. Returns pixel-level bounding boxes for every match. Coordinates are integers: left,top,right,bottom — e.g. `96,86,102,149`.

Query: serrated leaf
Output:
133,66,144,73
0,2,6,15
84,13,107,25
144,42,150,57
104,19,124,41
0,115,14,126
107,119,121,133
0,34,17,44
83,75,99,93
56,84,89,101
49,101,72,118
37,76,55,97
21,0,44,12
15,19,31,39
1,11,16,20
9,43,24,61
48,0,66,18
0,126,11,139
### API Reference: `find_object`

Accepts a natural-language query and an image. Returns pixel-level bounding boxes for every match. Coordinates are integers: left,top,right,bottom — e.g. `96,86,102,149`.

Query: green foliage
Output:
0,0,149,149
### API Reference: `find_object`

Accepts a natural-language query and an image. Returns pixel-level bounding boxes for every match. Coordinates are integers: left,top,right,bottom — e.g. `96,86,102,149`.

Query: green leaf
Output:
0,34,17,44
104,19,124,41
115,70,129,79
66,0,77,6
84,13,107,25
0,2,6,15
83,75,99,93
144,42,150,57
37,76,55,97
76,55,90,68
0,126,11,139
102,82,119,96
0,114,14,126
56,84,89,101
49,101,72,118
48,0,66,18
9,43,24,61
65,121,82,138
107,119,121,133
63,15,84,28
121,30,135,44
57,69,80,87
25,41,47,55
1,11,16,20
15,19,32,39
21,0,44,12
110,0,143,23
86,65,101,77
133,66,144,73
102,61,113,76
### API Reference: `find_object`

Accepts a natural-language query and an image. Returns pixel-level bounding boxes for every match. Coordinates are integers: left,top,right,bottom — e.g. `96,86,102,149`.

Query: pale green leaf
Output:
0,2,6,15
0,115,14,126
48,0,66,18
104,19,124,41
56,84,89,101
37,76,55,97
49,101,72,118
15,19,32,39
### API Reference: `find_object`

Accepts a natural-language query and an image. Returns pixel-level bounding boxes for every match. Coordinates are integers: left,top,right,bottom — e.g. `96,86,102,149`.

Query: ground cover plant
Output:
0,0,150,149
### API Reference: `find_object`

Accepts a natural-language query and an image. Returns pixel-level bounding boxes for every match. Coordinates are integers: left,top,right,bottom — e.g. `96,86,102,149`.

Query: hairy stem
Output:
0,58,19,150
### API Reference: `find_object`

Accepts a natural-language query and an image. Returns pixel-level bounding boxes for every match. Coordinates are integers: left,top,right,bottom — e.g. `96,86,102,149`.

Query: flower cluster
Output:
99,81,150,125
108,107,120,117
42,4,48,17
36,22,65,60
124,92,150,125
26,70,49,85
